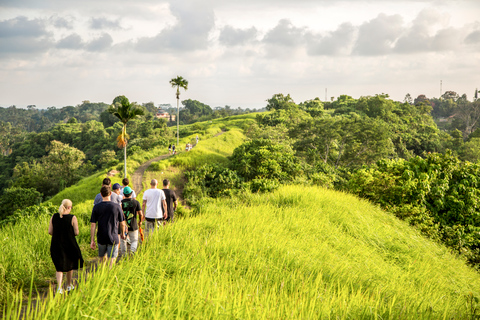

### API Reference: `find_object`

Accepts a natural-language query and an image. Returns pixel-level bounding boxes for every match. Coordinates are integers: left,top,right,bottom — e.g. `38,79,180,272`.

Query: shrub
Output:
0,187,42,221
346,151,480,267
247,178,279,193
230,139,301,182
183,164,244,204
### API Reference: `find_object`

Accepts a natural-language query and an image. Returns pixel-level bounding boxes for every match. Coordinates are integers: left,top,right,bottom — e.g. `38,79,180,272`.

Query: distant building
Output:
156,105,175,121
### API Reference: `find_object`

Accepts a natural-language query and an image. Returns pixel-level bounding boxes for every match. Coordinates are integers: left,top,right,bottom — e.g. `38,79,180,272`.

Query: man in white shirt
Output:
142,179,167,237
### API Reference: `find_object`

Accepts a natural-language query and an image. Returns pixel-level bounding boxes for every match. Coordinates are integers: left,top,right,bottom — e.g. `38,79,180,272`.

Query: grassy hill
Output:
6,185,480,319
2,113,480,319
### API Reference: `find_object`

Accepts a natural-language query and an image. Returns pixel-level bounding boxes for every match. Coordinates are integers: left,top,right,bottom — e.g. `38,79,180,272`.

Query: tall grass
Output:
9,185,480,319
150,128,246,171
0,201,98,305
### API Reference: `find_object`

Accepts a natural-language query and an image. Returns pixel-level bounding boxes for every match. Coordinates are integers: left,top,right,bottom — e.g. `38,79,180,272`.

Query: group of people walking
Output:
168,135,199,155
48,177,178,294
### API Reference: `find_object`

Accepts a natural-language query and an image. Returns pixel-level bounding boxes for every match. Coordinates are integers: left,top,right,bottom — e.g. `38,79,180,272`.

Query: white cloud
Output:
262,19,306,47
353,13,404,55
219,26,257,47
306,23,355,56
135,1,215,52
89,17,123,30
56,33,83,49
0,0,479,109
465,29,480,44
86,33,113,52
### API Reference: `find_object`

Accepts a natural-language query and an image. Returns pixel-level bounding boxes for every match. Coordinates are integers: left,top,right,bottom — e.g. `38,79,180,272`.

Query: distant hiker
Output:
196,135,199,145
120,186,143,256
120,178,136,199
168,144,172,155
94,178,122,206
48,199,84,294
142,179,167,237
172,144,176,155
185,143,189,152
90,186,126,267
162,179,178,223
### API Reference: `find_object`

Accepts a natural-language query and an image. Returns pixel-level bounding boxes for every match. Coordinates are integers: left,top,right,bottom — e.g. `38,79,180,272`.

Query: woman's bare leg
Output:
56,271,63,291
66,270,73,287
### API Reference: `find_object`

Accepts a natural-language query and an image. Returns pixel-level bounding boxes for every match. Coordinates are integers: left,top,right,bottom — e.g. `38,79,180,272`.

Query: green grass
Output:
0,201,97,305
149,128,246,171
4,113,480,318
6,185,480,319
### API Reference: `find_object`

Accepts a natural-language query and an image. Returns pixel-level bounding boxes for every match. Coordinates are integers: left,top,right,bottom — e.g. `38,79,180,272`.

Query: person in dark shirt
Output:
162,179,178,223
48,199,83,294
120,186,143,256
90,185,125,267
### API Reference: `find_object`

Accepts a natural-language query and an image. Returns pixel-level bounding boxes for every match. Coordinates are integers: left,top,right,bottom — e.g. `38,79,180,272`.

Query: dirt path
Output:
132,154,170,194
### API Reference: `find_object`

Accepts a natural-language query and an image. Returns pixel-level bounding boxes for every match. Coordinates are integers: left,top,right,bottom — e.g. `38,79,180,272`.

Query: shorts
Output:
98,243,119,259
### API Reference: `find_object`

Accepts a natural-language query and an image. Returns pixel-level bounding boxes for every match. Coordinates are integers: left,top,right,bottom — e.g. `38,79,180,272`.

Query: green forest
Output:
2,91,480,318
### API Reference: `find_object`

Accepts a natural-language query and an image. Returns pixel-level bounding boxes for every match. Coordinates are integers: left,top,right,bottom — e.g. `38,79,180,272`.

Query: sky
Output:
0,0,479,110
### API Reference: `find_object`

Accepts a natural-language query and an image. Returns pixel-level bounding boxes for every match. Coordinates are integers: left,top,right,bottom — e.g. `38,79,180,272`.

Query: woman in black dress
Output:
48,199,84,294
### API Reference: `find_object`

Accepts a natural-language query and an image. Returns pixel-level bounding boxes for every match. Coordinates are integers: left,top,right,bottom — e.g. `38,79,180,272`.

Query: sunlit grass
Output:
8,185,480,319
150,128,245,171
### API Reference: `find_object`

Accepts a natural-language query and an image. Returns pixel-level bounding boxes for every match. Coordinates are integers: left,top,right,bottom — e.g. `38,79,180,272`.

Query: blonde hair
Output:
58,199,72,218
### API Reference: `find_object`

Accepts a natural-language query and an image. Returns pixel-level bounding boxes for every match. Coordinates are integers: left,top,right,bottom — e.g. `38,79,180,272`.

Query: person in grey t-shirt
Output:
94,178,122,206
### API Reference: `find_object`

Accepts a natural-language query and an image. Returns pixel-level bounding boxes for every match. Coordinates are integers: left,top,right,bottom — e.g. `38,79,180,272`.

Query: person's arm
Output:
48,216,53,235
90,223,96,249
162,199,167,219
120,221,126,239
172,192,178,211
72,216,80,236
137,208,144,223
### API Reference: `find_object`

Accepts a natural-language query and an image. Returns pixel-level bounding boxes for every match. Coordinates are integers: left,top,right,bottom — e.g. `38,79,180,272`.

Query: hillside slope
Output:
10,185,480,319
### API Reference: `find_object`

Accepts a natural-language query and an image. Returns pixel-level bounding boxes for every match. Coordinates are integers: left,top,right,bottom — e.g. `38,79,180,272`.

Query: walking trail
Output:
131,154,170,195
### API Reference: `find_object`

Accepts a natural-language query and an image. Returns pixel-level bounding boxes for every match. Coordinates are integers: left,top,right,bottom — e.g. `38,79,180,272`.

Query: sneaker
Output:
66,285,75,292
56,288,64,294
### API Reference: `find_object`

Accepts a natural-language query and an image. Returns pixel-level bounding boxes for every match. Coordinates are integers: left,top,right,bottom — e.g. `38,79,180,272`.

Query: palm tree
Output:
169,76,188,146
108,95,145,178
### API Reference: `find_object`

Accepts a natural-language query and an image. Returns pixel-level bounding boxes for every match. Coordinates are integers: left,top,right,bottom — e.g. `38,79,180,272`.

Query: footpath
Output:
131,154,170,195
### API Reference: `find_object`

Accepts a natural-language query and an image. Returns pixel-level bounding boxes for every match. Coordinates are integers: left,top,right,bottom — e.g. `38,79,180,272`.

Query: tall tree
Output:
169,76,188,146
108,96,145,178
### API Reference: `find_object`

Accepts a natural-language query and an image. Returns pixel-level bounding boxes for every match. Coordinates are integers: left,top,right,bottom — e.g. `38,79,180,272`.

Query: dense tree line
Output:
177,99,265,125
410,91,480,140
0,116,173,203
184,92,480,268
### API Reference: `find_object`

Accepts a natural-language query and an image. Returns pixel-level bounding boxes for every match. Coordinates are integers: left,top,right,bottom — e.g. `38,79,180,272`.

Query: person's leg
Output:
129,230,139,253
145,220,154,238
117,233,122,258
106,244,119,267
98,244,108,264
56,271,63,292
120,237,127,256
66,270,74,290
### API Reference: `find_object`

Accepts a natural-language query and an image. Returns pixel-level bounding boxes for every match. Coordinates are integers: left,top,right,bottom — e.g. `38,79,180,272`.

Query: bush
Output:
346,151,480,267
247,178,279,193
230,139,301,182
183,164,244,204
0,187,43,221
